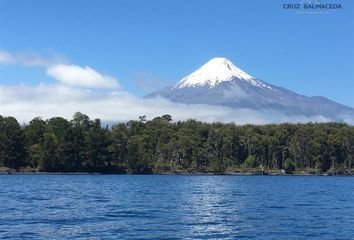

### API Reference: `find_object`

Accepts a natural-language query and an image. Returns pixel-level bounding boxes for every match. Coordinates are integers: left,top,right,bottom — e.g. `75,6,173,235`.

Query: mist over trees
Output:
0,113,353,174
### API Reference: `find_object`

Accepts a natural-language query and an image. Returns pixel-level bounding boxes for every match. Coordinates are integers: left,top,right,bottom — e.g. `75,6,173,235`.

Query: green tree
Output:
84,119,112,171
243,155,258,168
39,133,61,171
283,159,295,173
24,117,46,168
111,123,129,170
0,116,27,169
126,135,152,173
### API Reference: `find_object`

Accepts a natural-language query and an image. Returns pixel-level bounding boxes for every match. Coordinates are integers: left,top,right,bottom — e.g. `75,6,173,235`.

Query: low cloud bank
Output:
0,83,339,124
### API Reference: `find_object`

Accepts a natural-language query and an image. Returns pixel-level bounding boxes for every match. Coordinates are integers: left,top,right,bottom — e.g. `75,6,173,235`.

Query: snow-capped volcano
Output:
173,57,274,91
173,57,256,88
146,57,354,122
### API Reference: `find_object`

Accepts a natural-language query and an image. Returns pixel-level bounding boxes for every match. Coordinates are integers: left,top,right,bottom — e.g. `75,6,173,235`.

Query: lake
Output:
0,175,353,239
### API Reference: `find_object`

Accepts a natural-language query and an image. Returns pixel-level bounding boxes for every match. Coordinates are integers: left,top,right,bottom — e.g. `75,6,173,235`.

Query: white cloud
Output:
0,83,341,124
131,72,170,93
46,64,119,89
0,51,15,64
0,50,119,89
0,50,67,66
222,84,248,99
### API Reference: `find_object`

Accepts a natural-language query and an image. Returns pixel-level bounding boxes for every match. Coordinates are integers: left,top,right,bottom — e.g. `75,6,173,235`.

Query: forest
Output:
0,112,353,175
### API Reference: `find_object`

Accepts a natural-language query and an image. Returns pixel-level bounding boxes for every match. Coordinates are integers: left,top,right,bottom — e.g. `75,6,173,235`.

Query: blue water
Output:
0,175,353,239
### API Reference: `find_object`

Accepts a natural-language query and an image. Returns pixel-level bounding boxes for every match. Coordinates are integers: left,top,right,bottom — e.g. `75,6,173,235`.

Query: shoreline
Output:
1,170,353,176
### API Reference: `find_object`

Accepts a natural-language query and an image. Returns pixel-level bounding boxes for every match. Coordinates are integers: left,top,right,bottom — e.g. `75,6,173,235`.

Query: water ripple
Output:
0,175,353,239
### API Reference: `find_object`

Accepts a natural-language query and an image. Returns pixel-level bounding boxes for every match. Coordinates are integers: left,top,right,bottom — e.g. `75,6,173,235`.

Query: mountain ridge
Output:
146,57,354,122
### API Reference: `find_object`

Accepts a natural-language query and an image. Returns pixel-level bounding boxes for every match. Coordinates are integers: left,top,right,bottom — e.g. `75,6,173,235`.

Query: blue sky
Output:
0,0,353,121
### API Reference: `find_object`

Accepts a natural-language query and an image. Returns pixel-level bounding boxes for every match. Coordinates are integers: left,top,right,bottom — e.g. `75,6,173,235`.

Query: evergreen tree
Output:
85,119,112,171
0,116,27,169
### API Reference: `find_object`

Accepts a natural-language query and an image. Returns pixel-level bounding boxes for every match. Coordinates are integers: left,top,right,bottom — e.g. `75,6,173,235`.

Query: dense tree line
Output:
0,113,353,174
